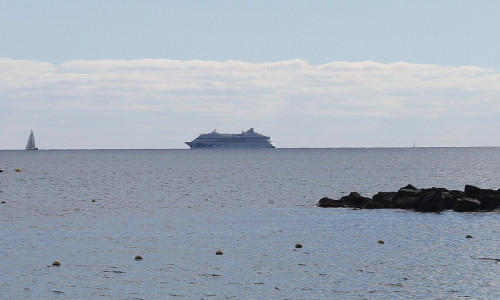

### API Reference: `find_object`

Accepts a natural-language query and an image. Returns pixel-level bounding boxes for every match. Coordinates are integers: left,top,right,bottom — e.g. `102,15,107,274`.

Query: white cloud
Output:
1,58,499,148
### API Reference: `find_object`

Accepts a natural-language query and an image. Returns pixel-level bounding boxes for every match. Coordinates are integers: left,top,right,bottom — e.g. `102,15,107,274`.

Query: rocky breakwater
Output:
318,184,500,212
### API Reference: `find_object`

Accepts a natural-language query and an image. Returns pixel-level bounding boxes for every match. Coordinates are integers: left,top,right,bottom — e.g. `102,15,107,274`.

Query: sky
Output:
1,0,500,149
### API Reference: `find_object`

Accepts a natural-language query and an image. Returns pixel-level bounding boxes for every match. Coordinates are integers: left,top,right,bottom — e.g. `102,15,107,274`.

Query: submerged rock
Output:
318,184,500,213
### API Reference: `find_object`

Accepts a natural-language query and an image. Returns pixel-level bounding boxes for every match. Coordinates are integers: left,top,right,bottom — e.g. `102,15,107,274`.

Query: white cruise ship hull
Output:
185,128,275,149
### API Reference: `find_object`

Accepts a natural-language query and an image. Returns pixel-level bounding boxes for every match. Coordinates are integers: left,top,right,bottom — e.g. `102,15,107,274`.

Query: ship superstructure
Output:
185,128,275,149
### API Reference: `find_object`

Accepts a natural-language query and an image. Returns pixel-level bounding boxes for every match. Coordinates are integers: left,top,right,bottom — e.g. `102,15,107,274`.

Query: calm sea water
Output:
1,148,499,299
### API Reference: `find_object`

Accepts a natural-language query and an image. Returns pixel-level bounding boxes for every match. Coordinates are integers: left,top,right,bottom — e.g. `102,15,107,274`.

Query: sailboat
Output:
25,130,38,150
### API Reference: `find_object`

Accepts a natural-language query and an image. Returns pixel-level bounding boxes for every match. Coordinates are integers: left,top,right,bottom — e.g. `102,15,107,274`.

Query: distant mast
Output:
25,130,38,150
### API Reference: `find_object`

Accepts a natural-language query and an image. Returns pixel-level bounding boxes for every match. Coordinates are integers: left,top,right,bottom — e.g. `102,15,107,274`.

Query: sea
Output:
0,148,499,299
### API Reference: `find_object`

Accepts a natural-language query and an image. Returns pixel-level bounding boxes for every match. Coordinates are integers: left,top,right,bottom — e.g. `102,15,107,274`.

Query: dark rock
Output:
450,190,465,196
479,194,500,210
392,197,418,209
401,184,417,190
362,200,383,209
464,185,497,198
372,192,395,203
317,197,343,208
361,202,376,209
415,189,447,212
340,192,371,207
464,185,500,210
317,184,499,213
395,187,423,198
371,192,396,208
453,198,481,212
464,185,486,198
442,190,464,210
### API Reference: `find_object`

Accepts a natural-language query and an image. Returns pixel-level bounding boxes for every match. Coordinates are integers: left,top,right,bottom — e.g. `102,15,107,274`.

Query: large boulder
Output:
464,185,490,198
442,190,465,209
317,197,343,208
401,184,417,190
339,192,371,208
414,189,448,212
464,184,500,210
371,192,396,208
479,194,500,210
453,198,481,212
395,185,423,198
392,197,419,209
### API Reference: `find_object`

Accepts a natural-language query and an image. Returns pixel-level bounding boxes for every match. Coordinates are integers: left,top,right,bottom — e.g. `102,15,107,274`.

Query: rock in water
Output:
453,198,481,212
318,184,500,212
317,197,343,208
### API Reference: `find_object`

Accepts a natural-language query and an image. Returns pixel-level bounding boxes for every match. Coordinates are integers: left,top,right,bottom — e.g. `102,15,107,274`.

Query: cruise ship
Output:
185,128,275,149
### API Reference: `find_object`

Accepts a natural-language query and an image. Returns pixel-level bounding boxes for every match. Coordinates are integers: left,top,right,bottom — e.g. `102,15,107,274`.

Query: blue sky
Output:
1,0,500,148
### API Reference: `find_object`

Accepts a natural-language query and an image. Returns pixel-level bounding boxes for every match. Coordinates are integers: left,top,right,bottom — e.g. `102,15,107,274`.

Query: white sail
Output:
26,130,38,150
